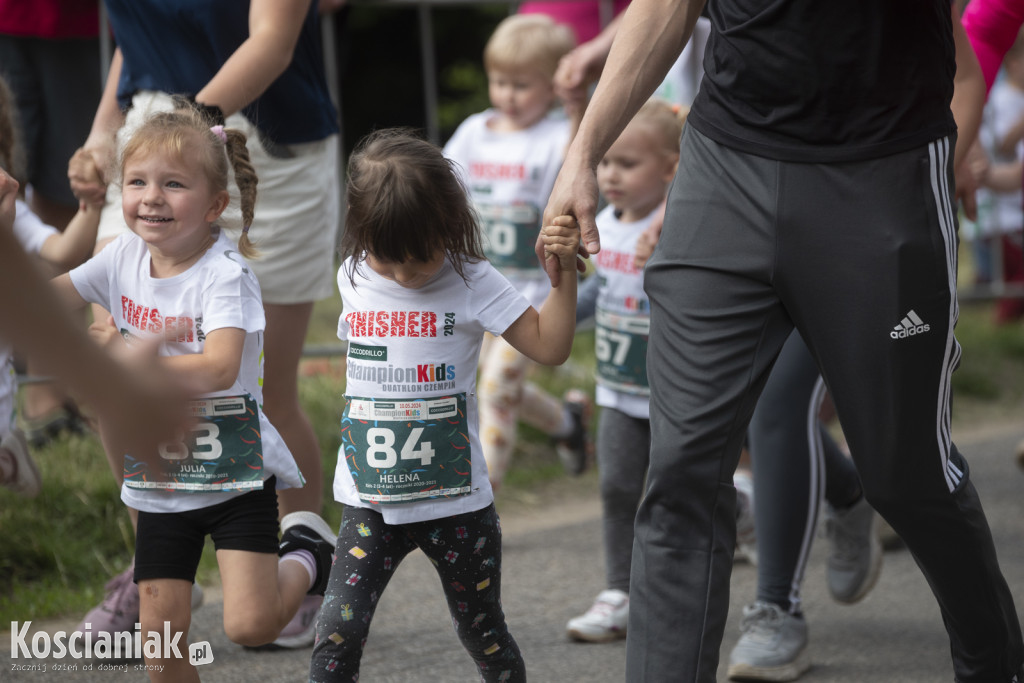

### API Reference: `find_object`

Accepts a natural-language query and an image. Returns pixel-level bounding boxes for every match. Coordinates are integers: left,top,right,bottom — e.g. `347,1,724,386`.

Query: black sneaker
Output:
279,512,336,596
554,389,593,476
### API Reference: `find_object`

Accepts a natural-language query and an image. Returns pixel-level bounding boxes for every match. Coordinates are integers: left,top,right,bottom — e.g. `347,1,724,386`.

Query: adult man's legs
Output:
628,126,794,682
778,137,1024,681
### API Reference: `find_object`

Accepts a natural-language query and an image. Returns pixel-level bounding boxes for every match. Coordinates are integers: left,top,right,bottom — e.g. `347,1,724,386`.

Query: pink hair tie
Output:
210,125,227,143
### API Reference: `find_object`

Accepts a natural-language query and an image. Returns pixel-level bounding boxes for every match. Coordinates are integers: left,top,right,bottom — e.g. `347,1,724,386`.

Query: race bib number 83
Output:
123,395,264,492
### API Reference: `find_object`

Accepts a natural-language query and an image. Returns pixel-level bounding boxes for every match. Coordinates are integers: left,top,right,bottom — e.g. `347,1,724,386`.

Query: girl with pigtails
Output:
52,106,335,681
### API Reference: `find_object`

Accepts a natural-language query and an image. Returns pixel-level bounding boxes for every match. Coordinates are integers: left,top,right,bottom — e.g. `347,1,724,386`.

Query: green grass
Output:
4,286,1024,626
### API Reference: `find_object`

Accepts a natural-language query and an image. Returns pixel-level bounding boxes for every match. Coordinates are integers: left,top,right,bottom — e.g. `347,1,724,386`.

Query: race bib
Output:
596,309,650,395
123,395,264,492
477,202,543,273
340,393,472,504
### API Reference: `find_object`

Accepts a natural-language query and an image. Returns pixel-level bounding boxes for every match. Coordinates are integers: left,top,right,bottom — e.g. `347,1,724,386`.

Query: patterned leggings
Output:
310,503,525,682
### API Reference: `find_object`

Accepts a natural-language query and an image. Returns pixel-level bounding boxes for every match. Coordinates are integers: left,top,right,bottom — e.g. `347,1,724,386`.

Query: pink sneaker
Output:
271,594,323,649
76,564,139,658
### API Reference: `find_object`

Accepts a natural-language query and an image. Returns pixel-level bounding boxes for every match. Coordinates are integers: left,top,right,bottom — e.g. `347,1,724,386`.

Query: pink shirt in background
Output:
962,0,1024,93
0,0,99,39
518,0,630,44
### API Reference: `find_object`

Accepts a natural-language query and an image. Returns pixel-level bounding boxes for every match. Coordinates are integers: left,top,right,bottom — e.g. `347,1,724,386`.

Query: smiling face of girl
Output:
121,141,229,268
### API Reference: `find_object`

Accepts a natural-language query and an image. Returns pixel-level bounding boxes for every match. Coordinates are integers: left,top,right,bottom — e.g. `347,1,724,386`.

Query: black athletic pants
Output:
628,126,1024,682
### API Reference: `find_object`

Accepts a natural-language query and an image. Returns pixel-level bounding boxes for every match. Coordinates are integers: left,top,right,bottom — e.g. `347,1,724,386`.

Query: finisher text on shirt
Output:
345,311,437,338
469,162,526,180
121,296,195,341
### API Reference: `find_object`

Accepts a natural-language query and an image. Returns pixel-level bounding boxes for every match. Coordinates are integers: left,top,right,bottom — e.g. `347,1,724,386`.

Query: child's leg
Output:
134,509,206,683
212,482,335,647
311,507,416,682
478,337,533,487
217,549,306,646
137,578,197,683
0,360,40,497
412,505,525,682
595,409,650,593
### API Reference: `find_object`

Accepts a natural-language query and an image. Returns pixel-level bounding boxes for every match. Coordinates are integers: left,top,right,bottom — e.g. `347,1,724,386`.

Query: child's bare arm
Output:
501,216,581,365
161,327,245,394
38,203,102,272
50,273,90,313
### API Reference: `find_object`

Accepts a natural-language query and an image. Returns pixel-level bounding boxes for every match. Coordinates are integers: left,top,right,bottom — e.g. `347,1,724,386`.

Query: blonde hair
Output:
631,99,688,155
484,14,575,79
119,104,259,258
0,74,25,187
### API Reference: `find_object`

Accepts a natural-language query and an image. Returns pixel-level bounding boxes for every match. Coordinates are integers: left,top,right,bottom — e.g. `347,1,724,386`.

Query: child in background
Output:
311,129,581,682
0,73,102,497
443,13,592,490
51,107,334,680
566,100,756,642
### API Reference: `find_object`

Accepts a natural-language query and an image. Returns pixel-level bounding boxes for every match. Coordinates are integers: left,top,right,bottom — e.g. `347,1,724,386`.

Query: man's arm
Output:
539,0,706,286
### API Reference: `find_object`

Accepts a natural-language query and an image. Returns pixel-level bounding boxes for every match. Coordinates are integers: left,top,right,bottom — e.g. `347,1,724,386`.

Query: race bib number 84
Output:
341,394,471,504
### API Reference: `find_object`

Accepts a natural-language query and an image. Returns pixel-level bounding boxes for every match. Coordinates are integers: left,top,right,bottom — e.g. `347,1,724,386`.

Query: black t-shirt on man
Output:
688,0,957,163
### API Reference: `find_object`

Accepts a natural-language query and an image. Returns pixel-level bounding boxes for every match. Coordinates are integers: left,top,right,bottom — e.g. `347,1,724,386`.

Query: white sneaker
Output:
728,601,810,681
566,589,629,643
734,470,758,565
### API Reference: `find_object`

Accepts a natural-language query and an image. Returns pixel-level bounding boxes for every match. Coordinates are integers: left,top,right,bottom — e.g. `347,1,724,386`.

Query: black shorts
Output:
134,477,279,583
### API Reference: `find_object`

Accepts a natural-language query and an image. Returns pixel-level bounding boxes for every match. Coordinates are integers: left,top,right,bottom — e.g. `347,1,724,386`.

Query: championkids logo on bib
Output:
9,621,214,671
346,356,458,393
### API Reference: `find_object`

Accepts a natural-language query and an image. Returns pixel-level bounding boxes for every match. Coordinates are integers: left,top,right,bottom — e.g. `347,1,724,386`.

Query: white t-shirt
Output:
69,230,303,513
443,109,569,308
593,205,657,420
1,201,60,437
334,256,530,524
13,199,59,254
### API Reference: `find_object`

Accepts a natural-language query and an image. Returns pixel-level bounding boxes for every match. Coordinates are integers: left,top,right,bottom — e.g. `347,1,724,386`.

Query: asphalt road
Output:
5,424,1024,682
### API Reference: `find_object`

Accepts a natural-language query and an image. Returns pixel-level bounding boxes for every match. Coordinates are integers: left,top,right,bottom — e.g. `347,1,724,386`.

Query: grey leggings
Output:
748,329,861,613
596,407,651,593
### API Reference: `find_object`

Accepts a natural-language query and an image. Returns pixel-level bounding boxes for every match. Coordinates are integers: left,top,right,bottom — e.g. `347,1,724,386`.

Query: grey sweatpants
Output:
628,126,1023,682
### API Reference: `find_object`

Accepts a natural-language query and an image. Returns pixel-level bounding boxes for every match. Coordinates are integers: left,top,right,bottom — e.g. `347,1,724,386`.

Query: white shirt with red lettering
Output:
593,205,658,420
334,255,530,524
443,109,569,308
69,230,304,513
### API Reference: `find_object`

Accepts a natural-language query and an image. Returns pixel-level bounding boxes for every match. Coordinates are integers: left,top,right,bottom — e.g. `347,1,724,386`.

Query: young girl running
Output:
310,129,581,682
52,106,335,681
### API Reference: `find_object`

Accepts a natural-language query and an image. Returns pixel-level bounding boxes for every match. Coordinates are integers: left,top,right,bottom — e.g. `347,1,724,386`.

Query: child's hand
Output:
88,315,123,350
68,146,108,208
541,215,584,274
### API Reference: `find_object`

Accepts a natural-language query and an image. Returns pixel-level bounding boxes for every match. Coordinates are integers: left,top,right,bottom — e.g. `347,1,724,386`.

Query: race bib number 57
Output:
341,394,471,504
